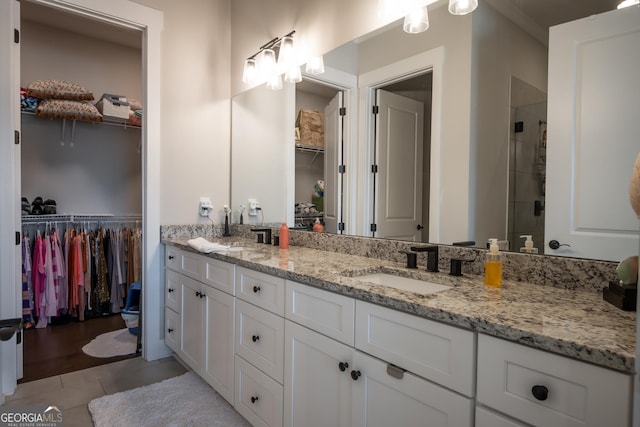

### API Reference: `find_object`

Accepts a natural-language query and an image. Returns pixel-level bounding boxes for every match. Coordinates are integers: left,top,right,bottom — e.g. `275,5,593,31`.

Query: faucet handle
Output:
400,251,418,269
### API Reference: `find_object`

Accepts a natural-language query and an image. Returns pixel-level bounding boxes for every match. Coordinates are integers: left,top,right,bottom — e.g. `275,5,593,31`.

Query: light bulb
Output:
448,0,478,15
403,6,429,34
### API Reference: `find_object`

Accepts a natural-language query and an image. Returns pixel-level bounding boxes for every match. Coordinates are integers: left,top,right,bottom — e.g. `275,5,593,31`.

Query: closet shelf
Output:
295,144,324,167
21,110,141,130
22,213,142,224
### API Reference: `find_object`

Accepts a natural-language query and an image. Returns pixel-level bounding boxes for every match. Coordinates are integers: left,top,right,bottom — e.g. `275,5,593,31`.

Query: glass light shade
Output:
284,65,302,84
242,58,257,84
266,73,283,90
305,56,325,74
448,0,478,15
278,36,296,67
618,0,639,8
259,48,277,77
403,6,429,33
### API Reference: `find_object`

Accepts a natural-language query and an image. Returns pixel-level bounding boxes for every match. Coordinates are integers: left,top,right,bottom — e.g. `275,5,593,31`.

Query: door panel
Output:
545,7,640,260
375,90,424,241
324,92,343,234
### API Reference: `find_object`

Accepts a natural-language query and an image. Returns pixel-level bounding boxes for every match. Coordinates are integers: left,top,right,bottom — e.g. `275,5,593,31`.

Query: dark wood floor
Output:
20,314,139,383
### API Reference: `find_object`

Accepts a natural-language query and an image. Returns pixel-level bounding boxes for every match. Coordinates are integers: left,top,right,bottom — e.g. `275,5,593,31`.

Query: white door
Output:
284,321,353,427
324,91,344,234
202,285,235,404
374,90,424,241
545,7,640,261
180,276,203,370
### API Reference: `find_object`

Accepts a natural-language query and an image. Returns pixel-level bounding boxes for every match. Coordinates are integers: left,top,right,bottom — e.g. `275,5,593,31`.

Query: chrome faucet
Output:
410,245,439,272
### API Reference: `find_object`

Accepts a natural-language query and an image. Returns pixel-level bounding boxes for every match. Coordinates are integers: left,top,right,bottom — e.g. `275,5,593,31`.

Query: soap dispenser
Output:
279,222,289,249
312,218,324,233
485,238,502,287
519,235,538,254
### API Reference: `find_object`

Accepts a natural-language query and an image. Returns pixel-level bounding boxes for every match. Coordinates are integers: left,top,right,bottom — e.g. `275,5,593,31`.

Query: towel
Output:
187,237,230,254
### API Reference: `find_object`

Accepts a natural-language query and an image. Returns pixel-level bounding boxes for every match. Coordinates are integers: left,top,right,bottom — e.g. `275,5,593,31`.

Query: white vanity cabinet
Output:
164,246,236,404
284,280,474,427
234,267,285,427
477,334,633,427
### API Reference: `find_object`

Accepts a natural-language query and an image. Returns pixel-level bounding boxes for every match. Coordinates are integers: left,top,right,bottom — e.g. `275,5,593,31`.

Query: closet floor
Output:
20,314,139,384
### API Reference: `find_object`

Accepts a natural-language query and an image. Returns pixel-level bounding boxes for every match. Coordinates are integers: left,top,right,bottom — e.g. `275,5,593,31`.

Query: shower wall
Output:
508,76,547,251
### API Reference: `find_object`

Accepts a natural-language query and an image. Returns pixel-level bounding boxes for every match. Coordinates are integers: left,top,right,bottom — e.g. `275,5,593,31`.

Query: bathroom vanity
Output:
162,238,634,427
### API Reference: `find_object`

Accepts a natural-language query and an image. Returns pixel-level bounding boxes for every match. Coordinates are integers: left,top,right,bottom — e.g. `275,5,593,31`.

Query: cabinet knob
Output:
253,285,261,293
167,328,173,333
250,396,259,404
252,334,260,343
168,255,175,260
350,370,361,381
168,288,174,293
531,385,549,401
195,291,201,297
338,361,349,372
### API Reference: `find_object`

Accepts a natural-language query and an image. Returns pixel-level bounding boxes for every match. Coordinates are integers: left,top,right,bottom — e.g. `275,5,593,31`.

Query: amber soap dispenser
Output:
485,238,502,287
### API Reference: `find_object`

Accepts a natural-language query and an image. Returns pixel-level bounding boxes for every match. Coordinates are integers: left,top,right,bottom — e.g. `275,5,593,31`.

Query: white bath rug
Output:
82,328,137,358
88,371,250,427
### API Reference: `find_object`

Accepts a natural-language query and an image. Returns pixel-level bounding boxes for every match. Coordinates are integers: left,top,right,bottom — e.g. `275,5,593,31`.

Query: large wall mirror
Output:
231,0,639,262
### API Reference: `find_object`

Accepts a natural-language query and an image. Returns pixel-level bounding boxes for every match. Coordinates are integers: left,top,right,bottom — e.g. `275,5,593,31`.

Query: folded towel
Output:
187,237,230,254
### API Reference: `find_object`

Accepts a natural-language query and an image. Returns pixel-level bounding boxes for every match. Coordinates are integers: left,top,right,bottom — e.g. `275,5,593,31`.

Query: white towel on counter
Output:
187,237,230,253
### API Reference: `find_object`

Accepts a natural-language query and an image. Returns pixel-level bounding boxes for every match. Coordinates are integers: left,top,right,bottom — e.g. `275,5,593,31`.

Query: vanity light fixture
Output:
266,73,283,90
284,65,302,84
242,57,258,84
448,0,478,15
403,5,429,33
618,0,639,8
305,56,325,74
380,0,476,34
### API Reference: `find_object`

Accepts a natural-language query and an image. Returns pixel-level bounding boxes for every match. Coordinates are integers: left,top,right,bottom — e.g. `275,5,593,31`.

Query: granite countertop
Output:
163,237,637,374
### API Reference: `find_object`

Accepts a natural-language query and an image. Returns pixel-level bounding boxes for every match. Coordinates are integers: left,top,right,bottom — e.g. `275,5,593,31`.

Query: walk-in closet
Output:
18,1,143,382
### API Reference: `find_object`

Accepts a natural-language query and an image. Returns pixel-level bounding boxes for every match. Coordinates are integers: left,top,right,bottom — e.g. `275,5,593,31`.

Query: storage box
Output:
295,109,324,148
96,93,130,123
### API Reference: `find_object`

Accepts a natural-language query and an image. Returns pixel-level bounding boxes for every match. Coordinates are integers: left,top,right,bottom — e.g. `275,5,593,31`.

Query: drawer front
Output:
285,280,355,346
475,406,526,427
164,307,180,353
202,257,236,295
236,299,285,383
477,334,632,427
237,267,285,315
166,246,200,280
235,355,284,427
355,300,474,397
165,269,181,313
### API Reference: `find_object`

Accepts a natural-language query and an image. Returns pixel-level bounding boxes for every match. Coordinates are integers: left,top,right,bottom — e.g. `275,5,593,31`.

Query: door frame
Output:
358,47,444,240
0,0,165,398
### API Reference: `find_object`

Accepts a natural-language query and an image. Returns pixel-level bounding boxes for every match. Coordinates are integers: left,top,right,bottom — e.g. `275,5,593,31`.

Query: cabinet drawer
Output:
475,406,526,427
164,307,180,353
285,280,355,346
355,300,474,397
165,246,200,280
235,355,283,427
477,334,632,427
165,269,181,313
237,267,285,315
236,299,285,383
202,257,235,295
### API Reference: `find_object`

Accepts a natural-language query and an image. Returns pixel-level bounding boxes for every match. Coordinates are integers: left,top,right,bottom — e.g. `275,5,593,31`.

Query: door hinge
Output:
16,231,20,245
372,105,379,115
338,222,345,232
14,29,19,44
14,130,20,145
339,107,346,116
16,330,21,345
370,223,377,232
338,164,346,174
371,164,378,174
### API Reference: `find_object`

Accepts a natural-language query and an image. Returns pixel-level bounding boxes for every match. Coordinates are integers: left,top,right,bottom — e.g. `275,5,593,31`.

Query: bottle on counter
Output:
312,218,324,233
485,238,502,287
519,235,539,254
279,222,289,249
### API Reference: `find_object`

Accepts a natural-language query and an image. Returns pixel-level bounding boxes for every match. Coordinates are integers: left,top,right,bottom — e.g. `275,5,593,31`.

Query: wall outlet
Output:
199,197,213,217
248,198,259,216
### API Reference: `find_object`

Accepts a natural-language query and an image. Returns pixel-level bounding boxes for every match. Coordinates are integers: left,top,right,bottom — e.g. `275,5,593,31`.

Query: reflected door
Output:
374,90,424,241
545,7,640,261
324,92,344,234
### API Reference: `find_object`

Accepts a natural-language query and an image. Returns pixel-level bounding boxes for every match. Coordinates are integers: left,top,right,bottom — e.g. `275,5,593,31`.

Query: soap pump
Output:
519,235,538,254
485,238,502,287
279,222,289,249
223,205,231,236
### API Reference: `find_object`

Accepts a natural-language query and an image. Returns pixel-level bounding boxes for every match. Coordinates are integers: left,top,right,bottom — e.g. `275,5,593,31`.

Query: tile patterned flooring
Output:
2,356,188,426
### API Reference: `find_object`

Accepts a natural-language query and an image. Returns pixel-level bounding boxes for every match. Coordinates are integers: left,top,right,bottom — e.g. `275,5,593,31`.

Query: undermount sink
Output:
0,318,22,342
353,273,451,295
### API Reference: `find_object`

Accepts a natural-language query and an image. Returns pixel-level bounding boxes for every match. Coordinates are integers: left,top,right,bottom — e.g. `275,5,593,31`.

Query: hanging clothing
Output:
21,236,34,328
96,230,110,304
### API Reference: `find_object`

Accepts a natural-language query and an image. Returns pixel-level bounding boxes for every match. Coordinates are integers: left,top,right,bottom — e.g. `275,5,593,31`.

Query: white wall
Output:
133,0,232,226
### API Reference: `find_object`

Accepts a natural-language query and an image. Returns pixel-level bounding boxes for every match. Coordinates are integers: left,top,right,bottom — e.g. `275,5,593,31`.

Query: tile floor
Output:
2,356,188,426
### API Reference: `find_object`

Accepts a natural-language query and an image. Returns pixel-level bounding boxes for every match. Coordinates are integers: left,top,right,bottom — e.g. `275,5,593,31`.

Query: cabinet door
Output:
284,321,353,427
165,269,181,313
202,285,235,404
164,307,180,353
202,257,235,295
351,351,473,427
180,275,204,370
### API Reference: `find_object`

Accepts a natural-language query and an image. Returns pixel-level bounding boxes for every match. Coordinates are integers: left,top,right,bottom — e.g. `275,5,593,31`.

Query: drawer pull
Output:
168,288,174,293
386,364,405,380
167,328,173,333
350,370,361,381
338,361,349,372
253,285,261,294
251,396,259,404
531,385,549,401
168,255,175,260
252,334,260,343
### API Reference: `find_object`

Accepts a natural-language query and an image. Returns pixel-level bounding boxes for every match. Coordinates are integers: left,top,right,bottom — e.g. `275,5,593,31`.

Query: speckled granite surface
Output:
162,236,636,374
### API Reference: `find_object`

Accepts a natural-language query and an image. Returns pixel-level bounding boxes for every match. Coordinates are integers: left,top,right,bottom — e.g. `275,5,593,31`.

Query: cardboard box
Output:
96,93,130,123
